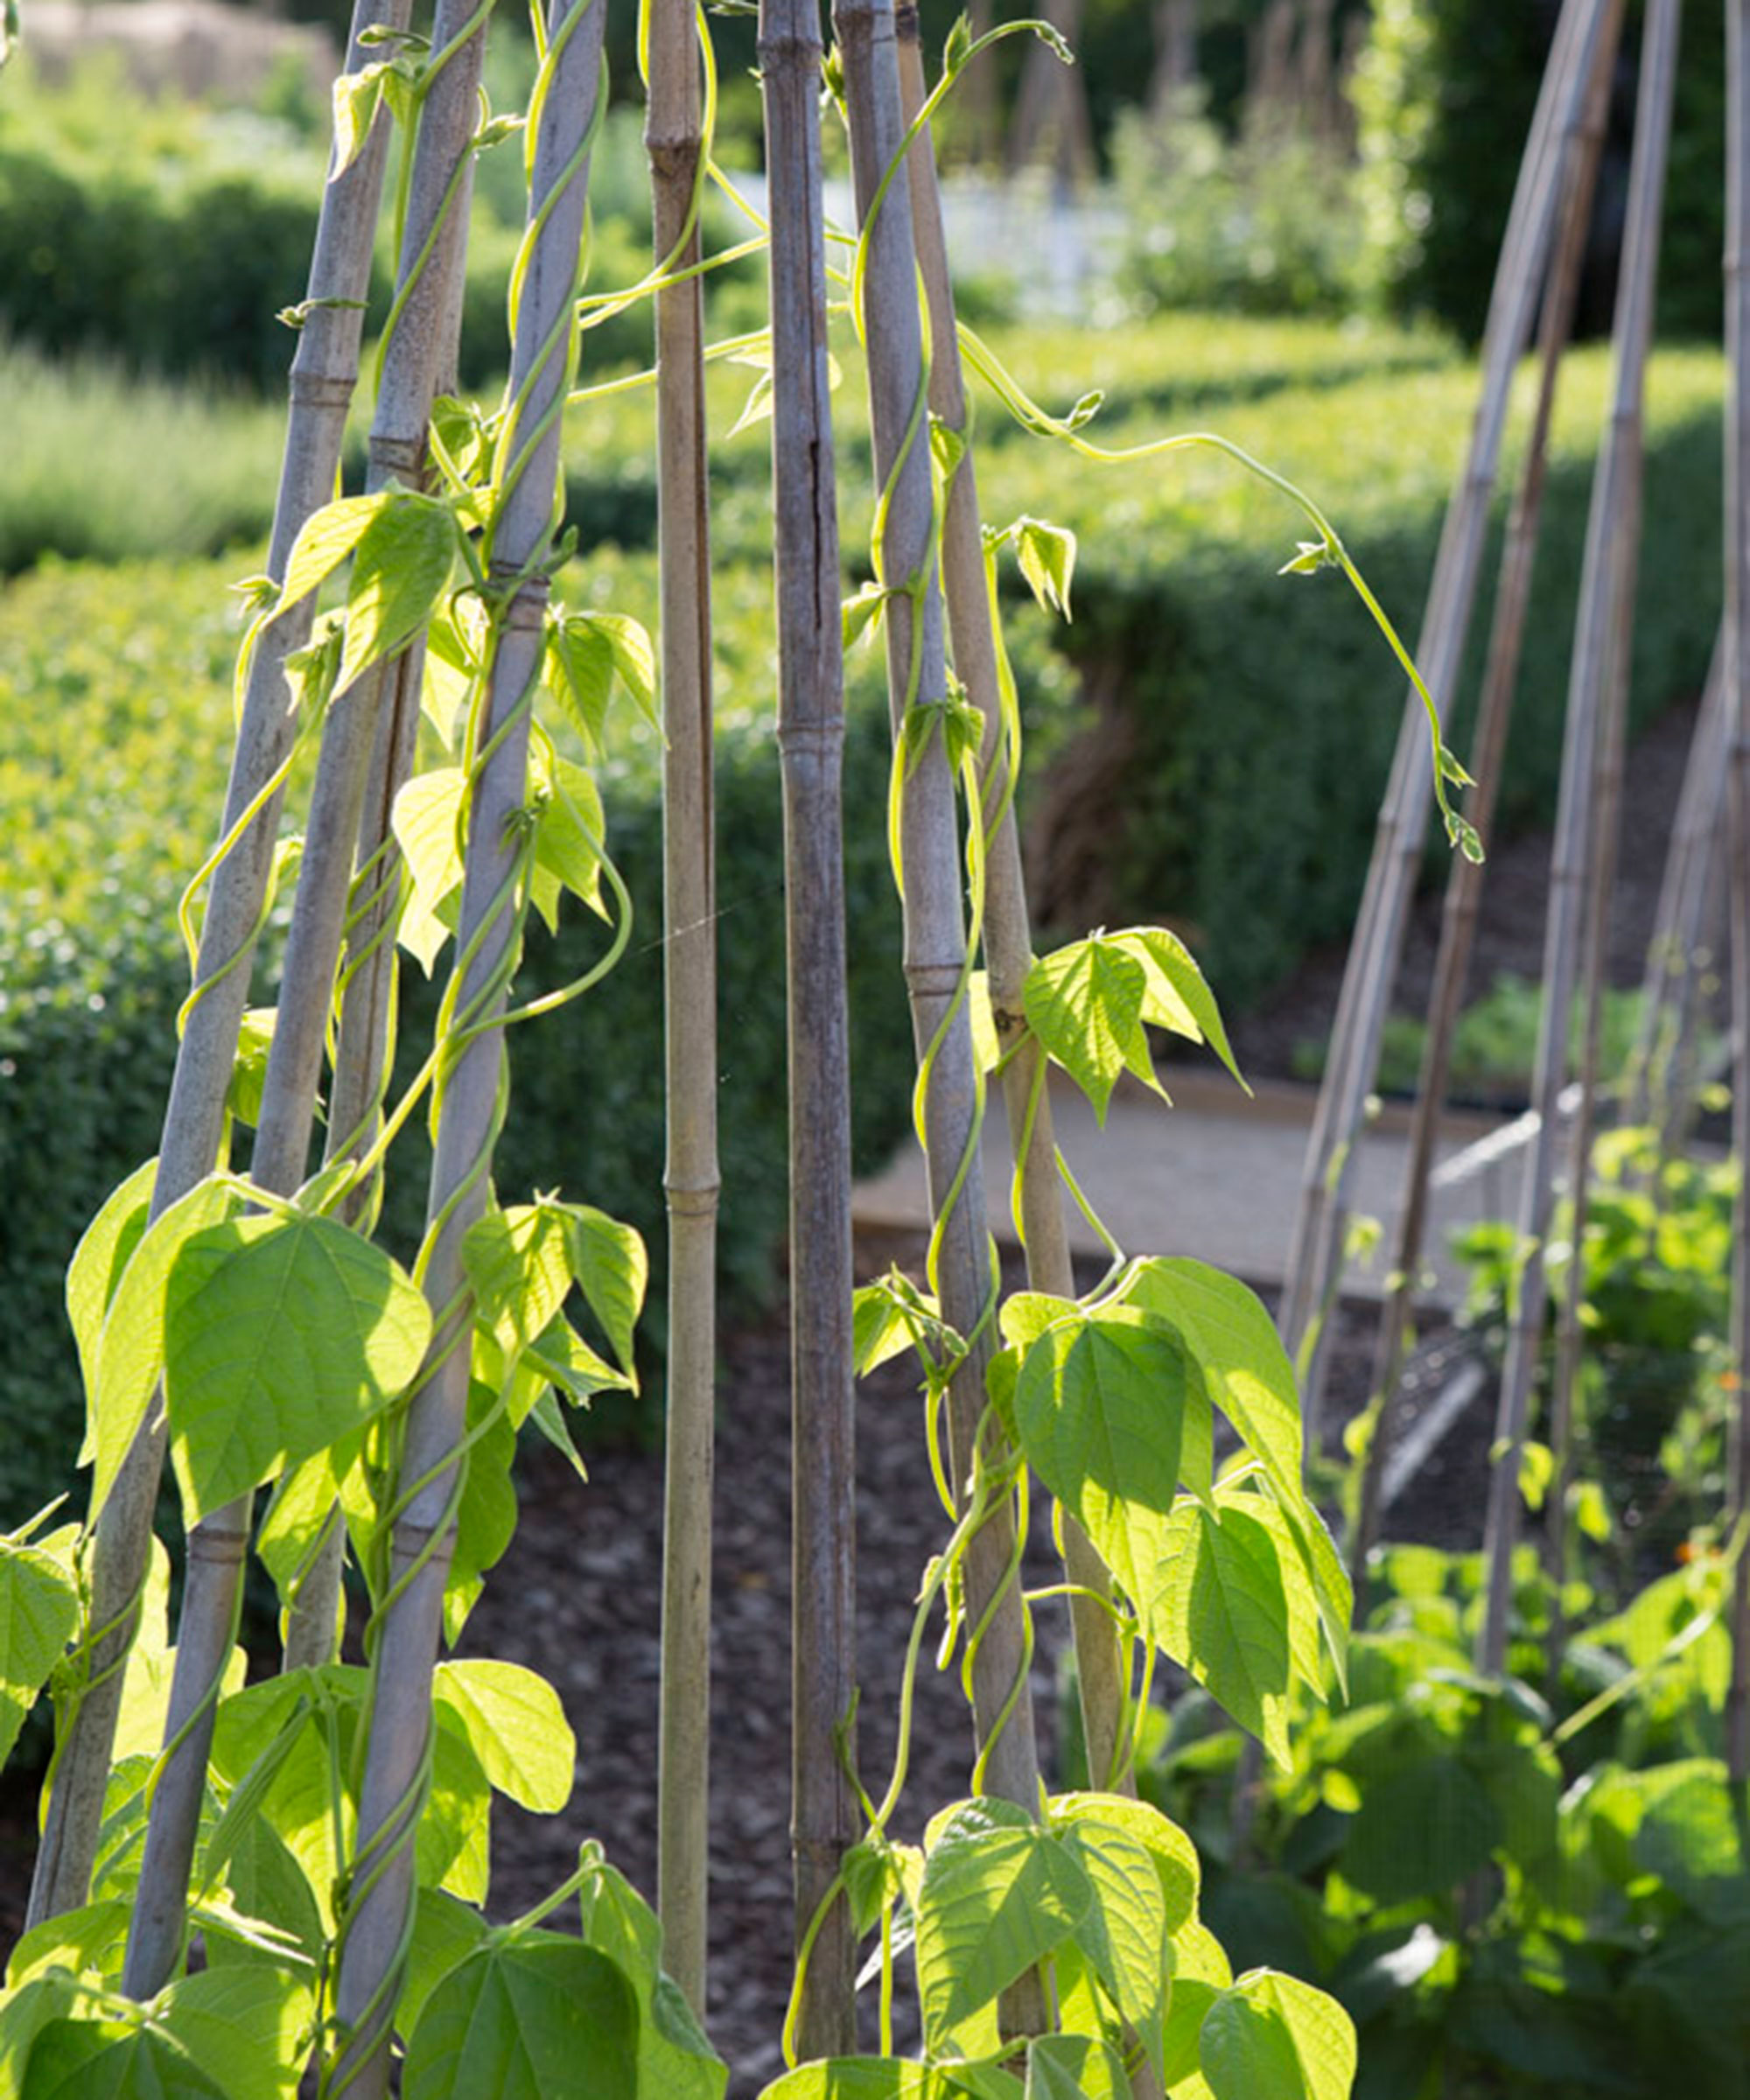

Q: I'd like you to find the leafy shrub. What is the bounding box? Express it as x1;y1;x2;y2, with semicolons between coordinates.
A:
1121;1541;1750;2100
0;551;912;1525
1354;0;1729;341
1113;99;1366;319
1293;970;1648;1102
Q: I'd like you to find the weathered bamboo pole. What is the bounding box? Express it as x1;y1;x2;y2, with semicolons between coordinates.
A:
1723;0;1750;1788
647;0;720;2020
760;0;860;2052
328;4;608;2085
1625;628;1727;1140
1278;0;1614;1441
836;0;1047;1945
282;194;481;1678
24;0;412;1932
1347;0;1622;1589
1479;0;1680;1680
122;7;487;1999
892;23;1134;1806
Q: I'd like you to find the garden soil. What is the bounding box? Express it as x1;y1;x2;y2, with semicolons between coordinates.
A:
0;691;1704;2094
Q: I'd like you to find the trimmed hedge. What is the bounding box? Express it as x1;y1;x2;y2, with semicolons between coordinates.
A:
967;341;1723;1009
0;551;911;1526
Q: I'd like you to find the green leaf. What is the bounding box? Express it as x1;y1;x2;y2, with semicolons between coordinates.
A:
88;1175;237;1524
1117;1260;1303;1500
1572;1478;1613;1544
1012;516;1077;621
444;1381;519;1643
422;1713;492;1902
334;492;458;697
0;1540;80;1766
277;491;393;618
759;2068;1017;2100
578;1855;727;2100
1343;1754;1500;1905
841;581;892;652
914;1799;1092;2050
582;611;657;728
4;1901;130;1991
942;12;973;79
225;1008;278;1131
1200;1970;1356;2100
66;1157;157;1420
163;1213;430;1526
23;2016;229;2098
1014;1306;1191;1621
331;60;390;177
398;1890;491;2044
852;1273;943;1376
433;1659;575;1815
402;1936;638;2100
560;1206;647;1382
391;766;467;975
1153;1502;1294;1767
529;753;605;925
1050;1789;1200;1936
158;1965;314;2100
1026;2034;1131;2100
1053;1811;1169;2077
465;1204;575;1363
1106;928;1246;1092
1023;939;1148;1124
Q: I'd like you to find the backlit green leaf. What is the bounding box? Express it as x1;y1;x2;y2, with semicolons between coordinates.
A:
1023;939;1148;1124
1153;1502;1293;1766
434;1659;575;1815
1050;1790;1200;1936
1012;515;1076;621
1026;2034;1130;2100
1106;928;1246;1091
277;491;393;617
159;1964;314;2100
560;1206;647;1382
331;61;390;178
914;1799;1092;2048
465;1204;574;1362
66;1157;157;1424
88;1175;236;1524
1200;1970;1355;2100
392;766;467;974
398;1891;490;2044
1014;1306;1190;1621
334;492;458;696
402;1936;638;2100
1117;1259;1303;1499
578;1854;727;2100
164;1213;430;1526
0;1539;80;1767
1053;1810;1169;2076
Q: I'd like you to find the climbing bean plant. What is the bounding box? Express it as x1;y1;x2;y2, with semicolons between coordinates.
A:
0;4;1477;2096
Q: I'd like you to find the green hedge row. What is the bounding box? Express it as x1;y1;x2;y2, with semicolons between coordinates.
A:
966;341;1723;1009
0;552;912;1527
1354;0;1728;342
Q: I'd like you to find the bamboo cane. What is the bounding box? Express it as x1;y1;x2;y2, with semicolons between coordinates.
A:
1278;0;1614;1442
760;0;861;2051
835;0;1044;1825
328;4;608;2085
24;0;413;1932
1723;0;1750;1788
1479;0;1680;1680
122;6;487;1998
647;0;721;2021
1347;0;1622;1591
1624;627;1728;1139
282;187;482;1677
892;23;1135;1807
